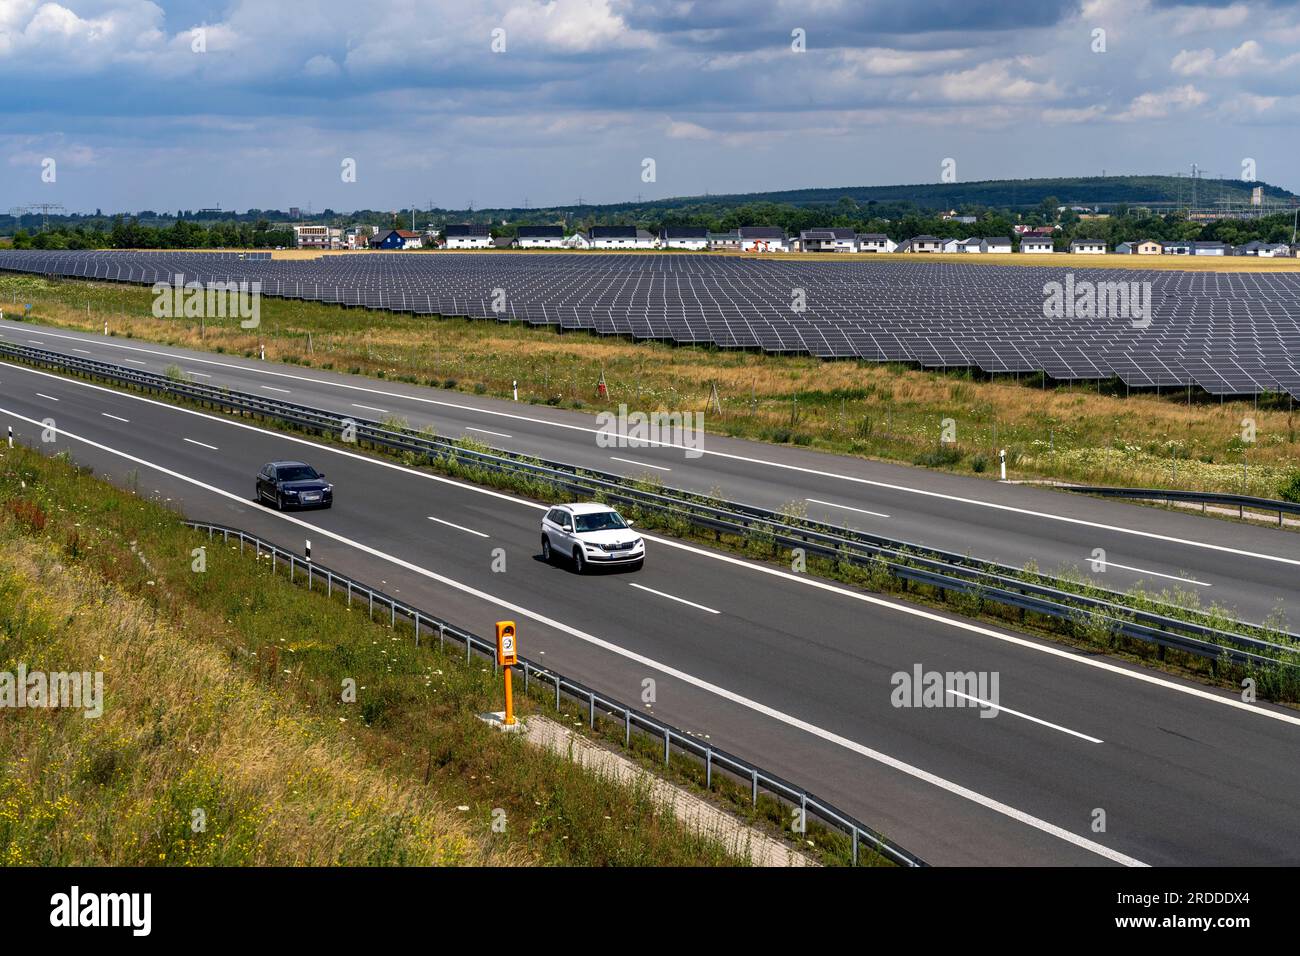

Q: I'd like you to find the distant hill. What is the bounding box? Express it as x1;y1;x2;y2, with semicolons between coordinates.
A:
539;175;1298;216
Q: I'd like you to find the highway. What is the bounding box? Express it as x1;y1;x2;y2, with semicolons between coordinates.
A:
3;350;1300;866
1;318;1295;630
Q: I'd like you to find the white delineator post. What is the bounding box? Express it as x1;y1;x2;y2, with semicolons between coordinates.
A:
1000;448;1007;481
305;539;311;562
512;379;518;401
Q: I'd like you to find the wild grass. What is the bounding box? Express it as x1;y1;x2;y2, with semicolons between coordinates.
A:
3;272;1297;498
0;444;744;866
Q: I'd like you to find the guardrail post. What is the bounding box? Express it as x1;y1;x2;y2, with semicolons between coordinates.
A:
414;613;420;647
852;829;859;866
589;691;595;728
706;748;712;789
438;623;444;650
289;555;294;582
327;572;332;598
752;770;759;807
368;589;373;620
663;728;670;766
346;581;352;607
466;639;471;664
555;678;561;711
523;663;529;693
390;602;395;628
625;710;630;747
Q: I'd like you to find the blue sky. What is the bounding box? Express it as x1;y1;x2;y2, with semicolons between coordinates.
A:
3;0;1299;213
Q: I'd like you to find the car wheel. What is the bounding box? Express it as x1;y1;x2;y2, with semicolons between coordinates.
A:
276;493;285;511
541;535;553;563
572;548;585;574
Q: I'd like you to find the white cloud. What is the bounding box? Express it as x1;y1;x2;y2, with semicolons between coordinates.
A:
1115;84;1208;121
1171;40;1267;77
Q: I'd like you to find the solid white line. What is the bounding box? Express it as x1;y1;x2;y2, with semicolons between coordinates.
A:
1097;560;1211;587
101;413;130;423
351;403;389;413
261;385;291;394
71;348;92;354
14;326;1292;569
611;456;672;472
945;691;1104;743
12;325;1279;572
35;393;59;401
27;339;43;344
188;372;210;378
182;438;219;451
466;426;513;439
628;582;719;614
807;497;890;519
427;515;489;538
122;359;147;366
3;360;1295;734
0;401;1149;866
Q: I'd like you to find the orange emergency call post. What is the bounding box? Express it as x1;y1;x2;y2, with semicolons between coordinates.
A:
496;621;518;725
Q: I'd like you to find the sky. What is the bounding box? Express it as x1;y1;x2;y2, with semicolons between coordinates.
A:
3;0;1299;214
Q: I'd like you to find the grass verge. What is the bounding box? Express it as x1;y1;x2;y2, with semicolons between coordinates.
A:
0;444;755;866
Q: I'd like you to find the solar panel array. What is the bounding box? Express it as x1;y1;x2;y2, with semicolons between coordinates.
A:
3;249;1299;398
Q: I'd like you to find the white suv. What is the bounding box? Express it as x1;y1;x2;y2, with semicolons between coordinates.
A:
541;503;644;573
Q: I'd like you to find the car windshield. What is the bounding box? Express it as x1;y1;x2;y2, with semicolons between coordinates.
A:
573;511;627;533
277;465;319;481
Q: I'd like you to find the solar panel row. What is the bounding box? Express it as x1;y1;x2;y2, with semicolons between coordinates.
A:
2;249;1298;399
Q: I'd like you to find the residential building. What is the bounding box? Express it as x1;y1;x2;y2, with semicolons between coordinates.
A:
737;225;788;252
515;225;566;249
799;227;859;253
659;226;710;250
979;236;1012;254
371;229;423;250
898;235;944;253
1192;241;1229;256
1019;236;1054;253
292;224;342;250
443;224;492;249
1162;241;1192;255
707;231;741;251
586;225;641;249
1068;239;1107;254
855;233;896;253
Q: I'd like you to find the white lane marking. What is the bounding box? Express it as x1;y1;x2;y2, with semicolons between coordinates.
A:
427;515;489;538
27;339;44;344
101;413;130;423
1096;560;1211;587
628;582;719;614
807;497;890;519
13;323;1289;569
183;438;219;451
466;426;512;439
6;362;1298;732
0;404;1146;866
188;372;210;378
261;385;291;394
71;348;92;355
35;392;59;401
122;359;147;366
611;456;671;472
351;403;389;414
945;691;1104;744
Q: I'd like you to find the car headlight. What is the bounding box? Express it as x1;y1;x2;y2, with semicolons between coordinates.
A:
284;489;298;496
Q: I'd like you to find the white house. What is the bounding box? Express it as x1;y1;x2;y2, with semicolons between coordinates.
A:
979;236;1012;254
564;232;593;250
1235;240;1290;257
800;227;859;253
635;228;657;249
943;237;969;253
1162;241;1192;255
1069;239;1107;254
708;231;741;250
855;233;895;253
586;226;640;249
1192;241;1228;256
898;235;944;253
737;226;789;252
443;224;492;249
515;225;566;249
293;225;342;250
660;227;710;250
1020;236;1054;253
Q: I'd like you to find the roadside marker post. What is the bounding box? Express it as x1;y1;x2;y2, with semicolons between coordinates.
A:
1000;448;1007;481
512;380;518;401
496;620;518;725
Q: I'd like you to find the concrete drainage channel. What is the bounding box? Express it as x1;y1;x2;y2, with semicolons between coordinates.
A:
3;340;1297;679
186;521;908;867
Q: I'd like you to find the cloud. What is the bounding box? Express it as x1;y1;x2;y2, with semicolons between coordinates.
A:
1115;84;1208;121
1171;39;1267;76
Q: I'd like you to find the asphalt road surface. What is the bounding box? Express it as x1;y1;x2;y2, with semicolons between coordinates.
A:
1;318;1294;630
3;352;1299;866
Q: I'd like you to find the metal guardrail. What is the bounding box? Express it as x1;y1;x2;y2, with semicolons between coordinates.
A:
1063;484;1300;524
3;340;1297;672
184;519;924;868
